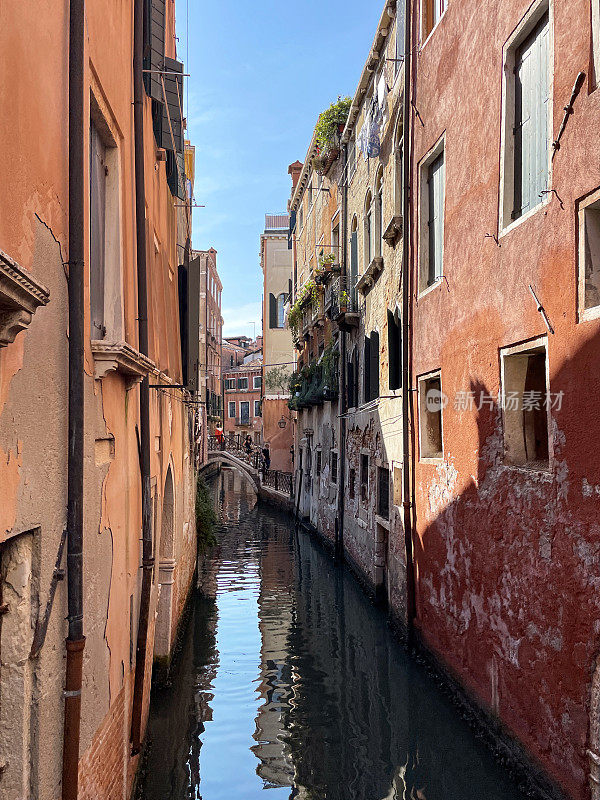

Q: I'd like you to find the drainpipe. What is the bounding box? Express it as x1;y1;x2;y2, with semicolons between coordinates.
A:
336;143;349;560
131;0;154;753
62;0;86;797
401;0;417;636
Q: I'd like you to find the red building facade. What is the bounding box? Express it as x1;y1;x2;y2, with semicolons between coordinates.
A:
408;1;600;798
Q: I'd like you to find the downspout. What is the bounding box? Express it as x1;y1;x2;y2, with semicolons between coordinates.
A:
336;143;349;560
401;0;416;637
131;0;154;753
62;0;86;797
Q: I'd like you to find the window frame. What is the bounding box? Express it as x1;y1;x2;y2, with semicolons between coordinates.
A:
499;0;553;237
239;400;250;423
500;336;552;472
422;0;448;45
228;401;235;419
254;400;261;417
417;369;444;463
253;375;262;390
238;377;249;391
418;135;446;296
577;186;600;322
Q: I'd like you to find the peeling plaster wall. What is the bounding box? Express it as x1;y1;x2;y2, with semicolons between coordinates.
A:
0;2;198;799
409;1;600;798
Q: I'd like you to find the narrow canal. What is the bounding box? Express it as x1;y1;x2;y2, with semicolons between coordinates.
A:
139;469;529;800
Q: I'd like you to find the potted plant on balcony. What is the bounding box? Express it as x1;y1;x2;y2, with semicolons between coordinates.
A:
313;96;352;176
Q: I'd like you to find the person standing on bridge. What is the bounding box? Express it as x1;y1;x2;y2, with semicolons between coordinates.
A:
261;443;271;472
244;434;253;456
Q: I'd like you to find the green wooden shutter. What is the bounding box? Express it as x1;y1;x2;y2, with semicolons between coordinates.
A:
513;13;549;219
186;255;201;392
147;0;166;101
388;311;401;390
370;330;380;400
363;335;371;403
269;293;277;328
161;57;184;153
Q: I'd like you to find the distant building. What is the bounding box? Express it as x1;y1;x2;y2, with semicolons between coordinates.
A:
261;188;298;471
222;337;263;444
194;248;223;432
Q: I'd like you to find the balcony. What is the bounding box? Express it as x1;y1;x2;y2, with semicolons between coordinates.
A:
235;416;251;427
287;347;339;412
328;276;359;330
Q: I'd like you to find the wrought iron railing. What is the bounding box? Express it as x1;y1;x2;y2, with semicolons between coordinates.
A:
262;469;294;497
329;275;357;320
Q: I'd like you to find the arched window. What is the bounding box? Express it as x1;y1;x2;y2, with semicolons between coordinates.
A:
375;167;384;260
364;190;373;267
277;293;286;328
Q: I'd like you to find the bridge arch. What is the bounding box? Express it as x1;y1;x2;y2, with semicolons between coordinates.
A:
200;451;260;493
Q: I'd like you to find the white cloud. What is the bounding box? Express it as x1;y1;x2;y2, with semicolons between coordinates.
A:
222;300;262;339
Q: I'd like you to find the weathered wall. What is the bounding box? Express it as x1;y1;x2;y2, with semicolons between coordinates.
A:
408;1;600;798
0;1;198;799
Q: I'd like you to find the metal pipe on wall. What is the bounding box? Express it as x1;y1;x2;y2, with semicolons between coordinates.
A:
131;0;154;753
62;0;86;796
401;0;416;636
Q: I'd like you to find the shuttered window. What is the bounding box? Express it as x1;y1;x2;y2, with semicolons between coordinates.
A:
513;13;550;220
90;123;106;339
269;293;277;328
370;330;380;401
427;151;444;286
388;310;402;391
144;0;166;101
363;335;371;404
277;294;286;328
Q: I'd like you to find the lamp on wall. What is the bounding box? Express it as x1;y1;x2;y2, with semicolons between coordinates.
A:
278;415;291;429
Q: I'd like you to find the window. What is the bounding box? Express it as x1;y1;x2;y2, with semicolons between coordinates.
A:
501;7;550;229
501;339;549;469
388;310;402;391
375;168;384;260
423;0;447;40
396;3;405;76
90;121;107;339
364;191;374;267
299;206;304;230
349;468;356;499
350;217;359;304
277;293;286;328
418;372;444;460
228;401;235;418
330;452;338;484
363;331;380;403
238;377;248;390
578;189;600;317
360;454;369;503
225;378;236;390
331;221;340;263
316;450;322;476
378;467;390;520
240;401;250;424
348;137;357;182
254;400;261;417
419;142;445;292
253;375;262;390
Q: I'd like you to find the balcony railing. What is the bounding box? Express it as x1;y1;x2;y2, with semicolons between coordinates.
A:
288;350;339;412
235;416;251;427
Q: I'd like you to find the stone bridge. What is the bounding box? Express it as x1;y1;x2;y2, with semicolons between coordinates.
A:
200;448;261;493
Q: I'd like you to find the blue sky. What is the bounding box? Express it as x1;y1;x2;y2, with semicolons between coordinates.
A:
176;0;382;339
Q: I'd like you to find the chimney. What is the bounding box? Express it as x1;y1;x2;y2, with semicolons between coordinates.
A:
288;161;303;193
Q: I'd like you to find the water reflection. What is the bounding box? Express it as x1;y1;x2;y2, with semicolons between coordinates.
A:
140;469;527;800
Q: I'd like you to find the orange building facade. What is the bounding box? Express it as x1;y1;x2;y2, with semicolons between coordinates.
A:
0;1;200;799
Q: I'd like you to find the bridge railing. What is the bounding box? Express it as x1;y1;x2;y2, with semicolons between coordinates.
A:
262;469;294;498
207;437;294;497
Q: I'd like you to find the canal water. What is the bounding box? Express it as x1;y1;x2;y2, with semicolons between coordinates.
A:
139;469;528;800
